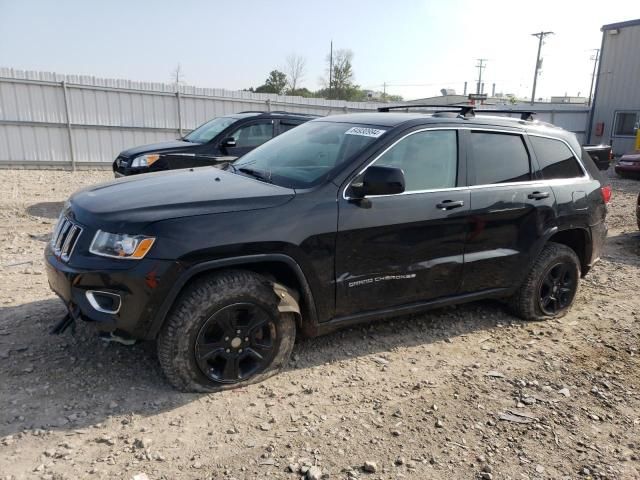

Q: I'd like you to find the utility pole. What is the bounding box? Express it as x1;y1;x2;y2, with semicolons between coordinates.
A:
328;40;333;99
383;82;387;100
530;31;554;105
588;48;600;106
475;59;487;94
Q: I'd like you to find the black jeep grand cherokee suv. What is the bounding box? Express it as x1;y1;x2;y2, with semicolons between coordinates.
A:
113;111;317;177
46;106;609;392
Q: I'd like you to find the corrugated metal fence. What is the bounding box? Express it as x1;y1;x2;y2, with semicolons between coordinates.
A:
0;68;590;168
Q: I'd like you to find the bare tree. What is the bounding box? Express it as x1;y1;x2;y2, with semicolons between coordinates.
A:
285;54;306;93
170;63;185;90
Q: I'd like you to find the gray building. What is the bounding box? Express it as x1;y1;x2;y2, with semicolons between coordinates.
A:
588;18;640;154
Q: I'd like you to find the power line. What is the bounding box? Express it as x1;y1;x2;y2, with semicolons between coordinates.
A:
530;31;554;105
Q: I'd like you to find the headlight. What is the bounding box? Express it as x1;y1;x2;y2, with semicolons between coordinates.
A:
131;154;160;168
89;230;155;260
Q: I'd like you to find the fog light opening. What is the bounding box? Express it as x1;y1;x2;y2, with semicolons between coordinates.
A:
86;290;121;314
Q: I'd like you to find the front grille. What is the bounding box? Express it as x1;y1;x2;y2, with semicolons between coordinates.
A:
114;156;129;172
51;215;83;262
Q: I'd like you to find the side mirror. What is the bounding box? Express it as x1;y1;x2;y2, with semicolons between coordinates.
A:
350;165;405;198
220;137;237;149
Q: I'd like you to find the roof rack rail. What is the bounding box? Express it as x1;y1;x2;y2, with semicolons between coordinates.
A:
269;111;320;117
377;104;475;118
475;109;536;121
238;110;266;114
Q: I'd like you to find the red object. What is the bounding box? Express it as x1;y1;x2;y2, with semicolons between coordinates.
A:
595;122;604;136
600;185;612;204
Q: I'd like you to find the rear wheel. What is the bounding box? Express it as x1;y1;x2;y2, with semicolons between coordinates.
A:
157;270;296;392
509;242;580;321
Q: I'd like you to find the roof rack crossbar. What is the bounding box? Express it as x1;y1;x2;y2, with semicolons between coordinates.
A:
377;105;537;121
238;110;320;117
377;104;475;118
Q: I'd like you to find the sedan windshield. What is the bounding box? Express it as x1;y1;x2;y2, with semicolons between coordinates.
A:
183;117;237;143
233;121;386;188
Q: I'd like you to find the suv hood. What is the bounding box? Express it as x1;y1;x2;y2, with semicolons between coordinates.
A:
120;140;196;158
68;168;295;230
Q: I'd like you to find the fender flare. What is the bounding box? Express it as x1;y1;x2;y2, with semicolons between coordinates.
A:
518;224;592;289
146;253;319;339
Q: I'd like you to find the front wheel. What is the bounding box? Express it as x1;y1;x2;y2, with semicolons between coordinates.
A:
509;243;580;321
157;270;296;392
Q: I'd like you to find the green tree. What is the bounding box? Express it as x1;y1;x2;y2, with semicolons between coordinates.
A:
325;49;356;100
384;93;404;102
288;87;315;97
255;70;288;94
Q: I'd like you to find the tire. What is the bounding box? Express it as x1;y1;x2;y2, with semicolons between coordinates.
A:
509;242;581;321
157;270;296;392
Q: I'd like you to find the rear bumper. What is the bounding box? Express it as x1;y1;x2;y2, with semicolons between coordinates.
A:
45;245;182;339
614;163;640;174
585;220;608;276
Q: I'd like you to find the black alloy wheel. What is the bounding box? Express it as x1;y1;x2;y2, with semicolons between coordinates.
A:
537;261;578;316
194;302;277;384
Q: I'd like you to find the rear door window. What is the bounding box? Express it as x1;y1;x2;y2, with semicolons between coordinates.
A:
469;132;531;185
529;136;584;179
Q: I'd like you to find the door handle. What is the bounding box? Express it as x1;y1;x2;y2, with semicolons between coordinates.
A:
436;199;465;210
528;191;550;200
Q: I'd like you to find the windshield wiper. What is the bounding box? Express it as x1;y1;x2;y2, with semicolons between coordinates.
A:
238;167;273;183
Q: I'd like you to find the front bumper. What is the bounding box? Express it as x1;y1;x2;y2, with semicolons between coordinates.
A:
45;245;181;339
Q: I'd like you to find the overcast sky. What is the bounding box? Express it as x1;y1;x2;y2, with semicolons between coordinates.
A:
0;0;637;100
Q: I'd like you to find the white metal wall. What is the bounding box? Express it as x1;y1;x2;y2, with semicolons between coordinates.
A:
0;68;591;168
589;21;640;155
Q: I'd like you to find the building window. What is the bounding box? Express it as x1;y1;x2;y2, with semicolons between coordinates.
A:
614;112;640;137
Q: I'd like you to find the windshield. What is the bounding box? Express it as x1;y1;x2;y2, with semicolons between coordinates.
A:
183;116;237;143
233;121;386;188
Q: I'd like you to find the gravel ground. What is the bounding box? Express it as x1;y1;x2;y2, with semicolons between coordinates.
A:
1;168;639;480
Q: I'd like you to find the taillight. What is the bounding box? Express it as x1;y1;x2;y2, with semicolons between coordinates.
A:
601;185;612;204
608;150;613;161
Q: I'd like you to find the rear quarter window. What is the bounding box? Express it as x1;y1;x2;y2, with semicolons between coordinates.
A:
529;136;584;180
